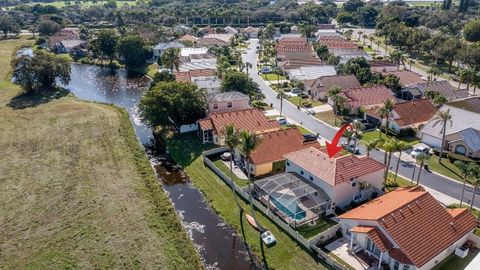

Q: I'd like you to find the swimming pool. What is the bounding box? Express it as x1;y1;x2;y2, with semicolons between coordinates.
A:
270;196;306;221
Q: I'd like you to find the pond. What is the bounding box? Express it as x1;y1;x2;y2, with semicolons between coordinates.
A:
62;63;257;270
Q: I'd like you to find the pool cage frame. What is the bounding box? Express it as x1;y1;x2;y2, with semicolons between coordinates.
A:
253;173;332;228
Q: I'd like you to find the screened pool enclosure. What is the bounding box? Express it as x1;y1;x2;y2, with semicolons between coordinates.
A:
254;173;331;227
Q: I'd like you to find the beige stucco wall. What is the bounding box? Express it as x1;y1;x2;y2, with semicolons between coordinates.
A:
252;162;273;177
208;99;250;113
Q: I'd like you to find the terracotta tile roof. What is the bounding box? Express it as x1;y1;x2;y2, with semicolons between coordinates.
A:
249;128;320;165
367;227;394;252
197;108;280;135
318;37;357;49
389;248;414;265
174;69;215;82
406;81;468;101
341;85;394;109
284;147;386;186
382;70;425;86
308;75;361;96
48;29;80;48
340;186;477;267
196;37;229;47
350;225;374;233
370;61;399;68
276;38;315;58
177;34;198;42
366;99;437;128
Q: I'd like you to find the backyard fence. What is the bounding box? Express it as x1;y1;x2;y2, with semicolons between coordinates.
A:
202;148;349;270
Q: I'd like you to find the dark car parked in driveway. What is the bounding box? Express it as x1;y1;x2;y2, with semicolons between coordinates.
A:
303;133;318;142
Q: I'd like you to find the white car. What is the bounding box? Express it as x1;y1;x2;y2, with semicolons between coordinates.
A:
276;117;288;125
261;230;276;246
411;146;430;158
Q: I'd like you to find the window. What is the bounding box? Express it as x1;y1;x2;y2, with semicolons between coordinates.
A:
393;261;400;270
455;145;466;155
309;176;313;181
300;170;304;175
286;161;290;166
227;101;233;108
213;103;218;110
402;265;410;270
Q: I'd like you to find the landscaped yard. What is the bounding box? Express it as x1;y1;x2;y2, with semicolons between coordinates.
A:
261;73;286;81
212;157;250;187
0;38;200;269
315;110;341;127
426;154;464;182
296;217;337;239
360;129;420;148
287;96;324;108
385;172;415;191
166;133;329;270
431;249;478;270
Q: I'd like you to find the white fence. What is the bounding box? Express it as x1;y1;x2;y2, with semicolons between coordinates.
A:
202;148;349;270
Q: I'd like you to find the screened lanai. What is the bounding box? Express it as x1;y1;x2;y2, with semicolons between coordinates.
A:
254;173;332;227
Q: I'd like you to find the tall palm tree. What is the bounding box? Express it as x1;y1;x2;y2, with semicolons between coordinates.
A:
415;152;429;186
393;141;406;183
343;128;354;147
468;164;480;211
358;181;371;200
361;139;379;157
277;90;287;117
357;31;363;41
432;109;453;163
382;99;395;136
351;120;364;152
362;34;368;45
327;86;345;126
161;47;181;72
454;160;471;208
221;125;255;263
382;139;396;183
407;59;415;70
239;130;268;269
376;107;389;139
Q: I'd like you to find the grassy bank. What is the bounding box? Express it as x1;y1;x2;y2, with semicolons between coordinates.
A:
166;133;328;270
0;38;201;269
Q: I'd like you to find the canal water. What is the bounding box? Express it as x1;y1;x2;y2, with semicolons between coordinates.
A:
63;63;257;270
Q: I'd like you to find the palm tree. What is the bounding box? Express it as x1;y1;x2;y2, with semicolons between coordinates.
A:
393;141;407;183
239;130;268;269
427;67;441;82
357;31;363;41
415;152;429;186
377;99;395;137
382;139;396;183
368;36;374;48
277;90;287;117
468;164;480;211
327;86;345;126
351;120;364;152
376;107;389;139
362;34;368;45
161;47;181;72
432;109;453;163
407;59;415;70
343;128;354;147
454;160;471;208
221;125;255;263
361;139;379;157
344;29;353;40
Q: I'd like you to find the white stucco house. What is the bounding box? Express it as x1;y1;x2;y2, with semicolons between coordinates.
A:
152;41;185;60
207;91;250;114
338;186;477;270
284;147;386;210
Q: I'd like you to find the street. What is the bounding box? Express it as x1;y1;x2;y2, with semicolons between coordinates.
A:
243;38;480;209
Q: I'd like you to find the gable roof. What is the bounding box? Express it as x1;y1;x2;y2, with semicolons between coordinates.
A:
48;29;80;48
420;105;480;139
405;81;468;101
208;91;249;103
341;85;394;109
306;75;361;95
340;186;477;267
249;128;320;165
458;128;480;152
177;34;198;42
318;36;358;49
288;65;337;81
349;226;393;253
367;99;437;127
447;96;480;113
284;147;385;186
174;69;216;82
197;108;280;134
196;37;229;47
382;70;425;86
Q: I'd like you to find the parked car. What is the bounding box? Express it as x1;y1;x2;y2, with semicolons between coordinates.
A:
357;119;375;130
276;117;287;125
259;66;272;74
291;87;302;94
221;152;232;161
303;133;318;142
411;146;430;158
342;142;360;155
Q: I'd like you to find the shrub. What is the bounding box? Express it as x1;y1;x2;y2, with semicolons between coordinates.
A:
448;152;473;163
303;102;312;108
252;100;268;109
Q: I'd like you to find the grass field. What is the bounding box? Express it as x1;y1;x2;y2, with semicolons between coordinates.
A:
0;38;201;269
431;249;478;270
166;133;328;270
315;110;340;127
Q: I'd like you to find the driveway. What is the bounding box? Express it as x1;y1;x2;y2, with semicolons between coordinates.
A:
243;38;480;209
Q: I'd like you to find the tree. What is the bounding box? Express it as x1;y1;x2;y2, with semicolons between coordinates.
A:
351;120;364;152
362;34;367;45
221;70;260;97
442;0;452;10
454;161;471;207
343;0;364;13
12;51;71;93
436;38;462;73
152;71;175;87
393;141;407;183
415;152;428;186
315;44;329;60
117;35;148;71
376;107;389;139
327;86;345;126
0;15;20;39
277;90;287;117
381;99;395;136
382;139;396;183
37;19;61;37
427;67;442;82
239;130;268;269
361;139;379;157
91;29;118;64
382;74;401;96
263;23;275;39
432;109;453;163
463;20;480;42
358;181;371;200
407;59;415;70
468;164;480;211
161;47;181;72
139;82;206;130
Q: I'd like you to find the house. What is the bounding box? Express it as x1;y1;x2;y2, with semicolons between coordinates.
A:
152;41;185;59
174;69;216;82
284;147;386;210
365;99;438;132
275;36;323;71
447;96;480;114
338;186;477;270
419;105;480;158
304;75;361;100
173;25;191;35
243;26;260;38
197;108;280;144
339;85;394;114
317;36;358;49
329;48;373;63
196;37;229;47
277;55;323;71
241;128;320;177
382;70;425;87
179;47;217;66
287;65;337;81
177;34;198;43
48;28;81;51
54;39;87;56
401;81;468;101
369;61;399;73
224;26;238;35
207;91;250;113
177;61;217;71
192;76;222;96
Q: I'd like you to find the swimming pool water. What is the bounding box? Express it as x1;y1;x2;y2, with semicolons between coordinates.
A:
270;196;306;221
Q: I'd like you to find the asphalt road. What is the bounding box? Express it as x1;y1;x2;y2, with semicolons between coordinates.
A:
243;38;480;209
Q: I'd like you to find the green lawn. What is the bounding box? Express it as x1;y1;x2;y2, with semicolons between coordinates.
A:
432;249;478;270
287;96;323;108
261;73;286;81
0;38;200;269
426;154;464;182
315;110;341;127
212;157;250;187
296;217;337;239
385;172;415;191
360;130;419;148
147;63;158;78
166;133;329;270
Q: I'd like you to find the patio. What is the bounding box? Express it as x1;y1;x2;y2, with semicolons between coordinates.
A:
325;238;378;270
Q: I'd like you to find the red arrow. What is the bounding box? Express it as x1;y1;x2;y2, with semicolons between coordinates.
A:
326;123;353;158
